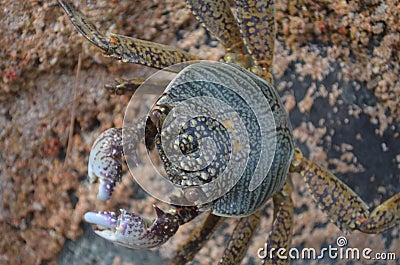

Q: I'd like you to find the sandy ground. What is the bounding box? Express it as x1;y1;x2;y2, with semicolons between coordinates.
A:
1;0;399;265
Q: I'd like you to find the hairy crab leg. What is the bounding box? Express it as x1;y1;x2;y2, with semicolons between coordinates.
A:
263;178;294;265
171;213;226;265
58;0;198;69
291;148;400;234
84;206;200;249
236;0;275;82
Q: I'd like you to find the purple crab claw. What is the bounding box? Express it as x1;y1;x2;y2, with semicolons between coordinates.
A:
88;128;123;201
84;206;180;249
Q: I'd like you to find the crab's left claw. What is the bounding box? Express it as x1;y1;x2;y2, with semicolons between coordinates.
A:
84;206;199;249
88;128;124;201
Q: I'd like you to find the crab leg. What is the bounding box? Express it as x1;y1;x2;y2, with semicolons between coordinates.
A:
219;211;262;265
217;179;293;265
171;213;226;265
262;178;294;265
185;0;246;56
358;193;400;233
236;0;275;81
104;77;173;95
104;77;147;95
58;0;197;69
291;147;400;234
84;206;200;249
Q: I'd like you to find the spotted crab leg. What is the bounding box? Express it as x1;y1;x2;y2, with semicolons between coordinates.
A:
216;179;293;265
58;0;198;69
104;77;147;95
104;77;173;96
185;0;249;67
236;0;276;82
291;147;400;234
186;0;244;53
171;213;226;264
262;178;294;265
219;210;262;265
84;206;200;249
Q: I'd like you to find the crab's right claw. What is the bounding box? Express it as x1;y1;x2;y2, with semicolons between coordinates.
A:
84;206;180;249
88;128;123;201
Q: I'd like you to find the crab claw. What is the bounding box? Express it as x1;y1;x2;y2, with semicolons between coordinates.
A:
84;206;180;249
88;128;123;201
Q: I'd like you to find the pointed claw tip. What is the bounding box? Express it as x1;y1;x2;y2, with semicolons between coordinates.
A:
97;180;116;202
153;205;165;218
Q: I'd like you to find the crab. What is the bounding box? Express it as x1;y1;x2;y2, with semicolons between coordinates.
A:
58;0;400;264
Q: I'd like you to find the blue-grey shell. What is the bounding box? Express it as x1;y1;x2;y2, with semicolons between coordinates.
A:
156;62;294;217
